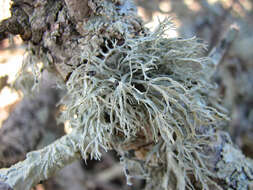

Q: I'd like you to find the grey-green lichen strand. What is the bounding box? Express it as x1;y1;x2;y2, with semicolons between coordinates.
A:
0;129;83;190
61;17;228;189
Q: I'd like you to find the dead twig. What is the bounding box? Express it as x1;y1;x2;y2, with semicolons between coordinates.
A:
209;24;239;66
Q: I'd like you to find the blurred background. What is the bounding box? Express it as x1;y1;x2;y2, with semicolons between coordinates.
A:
0;0;253;189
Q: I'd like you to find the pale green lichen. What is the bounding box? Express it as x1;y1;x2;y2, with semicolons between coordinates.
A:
59;17;227;189
14;48;45;94
1;0;242;189
0;128;83;190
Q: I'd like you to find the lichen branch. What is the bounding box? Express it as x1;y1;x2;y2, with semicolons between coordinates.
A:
0;128;83;190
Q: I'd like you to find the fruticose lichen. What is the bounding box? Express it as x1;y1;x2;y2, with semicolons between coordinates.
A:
1;0;252;190
57;2;226;189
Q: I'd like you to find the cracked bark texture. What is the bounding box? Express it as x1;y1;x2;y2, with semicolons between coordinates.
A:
0;0;253;190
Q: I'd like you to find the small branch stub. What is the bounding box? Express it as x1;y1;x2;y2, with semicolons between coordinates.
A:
64;0;90;22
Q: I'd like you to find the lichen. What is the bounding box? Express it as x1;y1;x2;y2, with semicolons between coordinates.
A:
2;0;248;190
59;15;226;188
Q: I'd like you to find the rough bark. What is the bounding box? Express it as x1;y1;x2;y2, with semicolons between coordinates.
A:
64;0;90;22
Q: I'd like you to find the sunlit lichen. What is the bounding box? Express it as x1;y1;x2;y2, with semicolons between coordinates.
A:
57;13;227;188
2;1;249;190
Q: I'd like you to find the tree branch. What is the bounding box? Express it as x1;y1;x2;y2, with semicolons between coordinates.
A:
0;0;252;190
209;24;239;66
0;4;32;42
0;73;63;168
0;128;83;190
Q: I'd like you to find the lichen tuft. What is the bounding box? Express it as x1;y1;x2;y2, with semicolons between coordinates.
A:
59;18;226;189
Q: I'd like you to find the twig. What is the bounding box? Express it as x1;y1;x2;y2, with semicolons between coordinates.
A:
0;128;83;190
97;164;123;182
0;76;8;93
209;24;239;66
